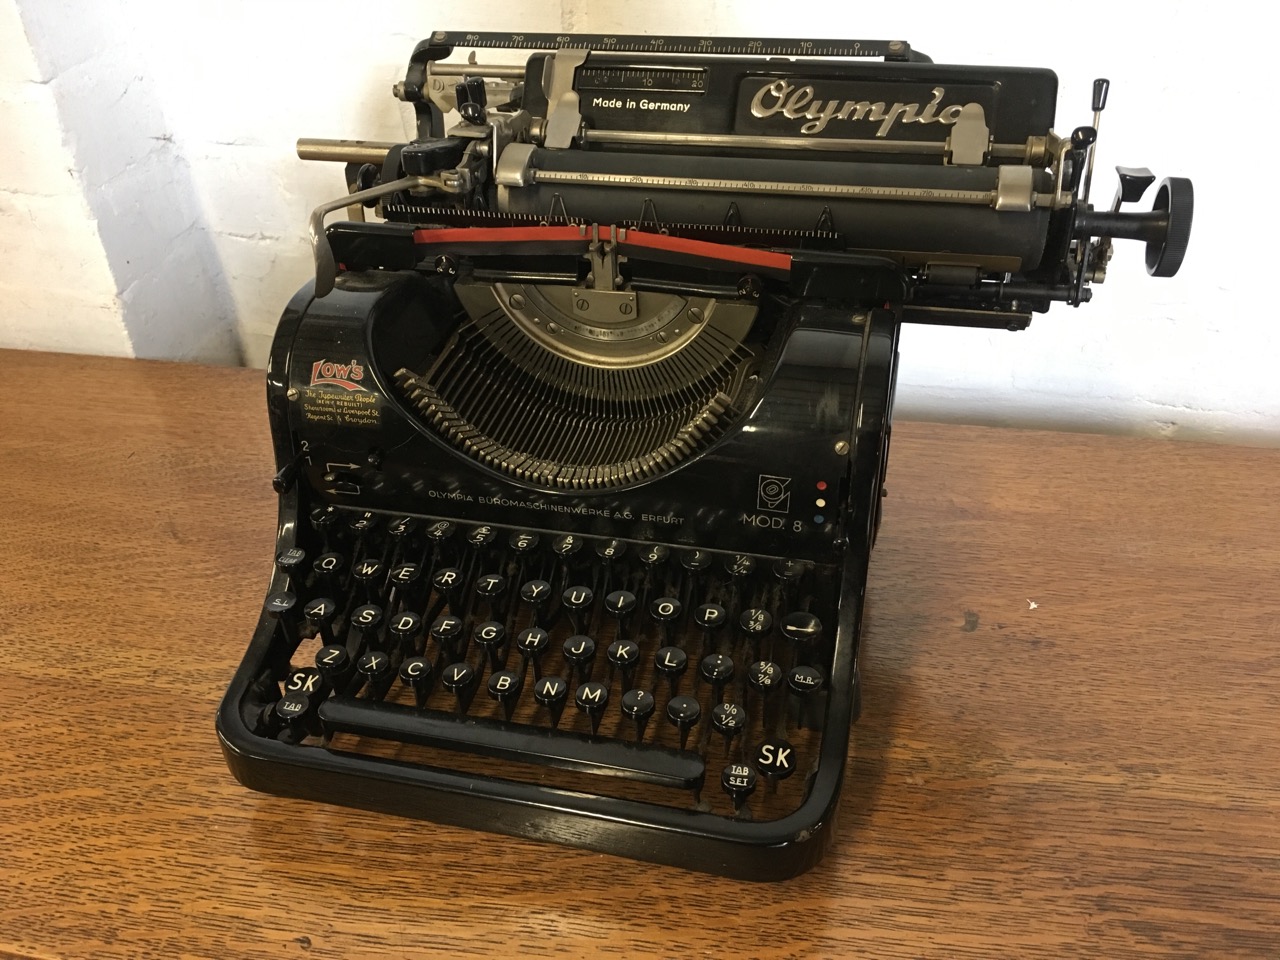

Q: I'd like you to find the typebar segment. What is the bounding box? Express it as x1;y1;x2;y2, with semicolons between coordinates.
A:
319;697;706;789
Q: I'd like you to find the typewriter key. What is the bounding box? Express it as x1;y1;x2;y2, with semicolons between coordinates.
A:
738;608;773;659
264;591;298;639
398;656;435;708
386;516;418;540
679;549;712;574
561;585;594;634
575;681;610;735
487;669;523;721
533;675;569;728
272;692;313;740
621;688;655;741
649;596;682;645
387;610;422;655
721;762;758;813
303;597;338;646
595;538;626;563
519;579;554;627
788;664;826;730
694;603;727;654
466;524;497;549
431;567;464;614
516;626;551;679
441;662;477;714
314;644;353;691
606;639;641;691
355;650;395;700
654;646;688;695
473;620;507;671
604;589;638;640
711;703;748;752
429;614;466;660
474;573;508;621
666;695;701;750
780;611;823;662
699;653;735;704
551;534;583;561
754;739;798;784
312;552;345;592
351;558;385;601
639;544;669;569
386;562;423;612
562;635;596;685
508;530;539;554
275;547;307;582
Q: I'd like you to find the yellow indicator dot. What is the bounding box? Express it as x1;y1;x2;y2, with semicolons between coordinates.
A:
815;498;826;508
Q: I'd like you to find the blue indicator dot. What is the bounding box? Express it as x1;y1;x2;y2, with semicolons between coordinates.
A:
814;514;825;524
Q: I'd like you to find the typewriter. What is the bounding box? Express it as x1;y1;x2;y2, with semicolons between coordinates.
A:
217;32;1192;879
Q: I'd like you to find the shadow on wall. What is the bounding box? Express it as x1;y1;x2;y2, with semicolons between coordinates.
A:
17;0;242;364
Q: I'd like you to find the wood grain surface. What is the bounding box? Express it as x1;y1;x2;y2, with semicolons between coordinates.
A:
0;349;1276;959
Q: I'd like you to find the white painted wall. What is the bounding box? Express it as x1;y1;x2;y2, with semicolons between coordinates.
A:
3;0;1275;443
0;0;130;356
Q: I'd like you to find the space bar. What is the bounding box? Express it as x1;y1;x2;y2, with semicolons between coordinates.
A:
318;698;706;790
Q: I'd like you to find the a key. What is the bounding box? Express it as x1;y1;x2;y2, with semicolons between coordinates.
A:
508;530;540;555
604;589;638;641
780;611;824;664
487;669;523;721
606;639;641;691
441;661;477;714
275;548;307;588
711;702;748;752
649;596;682;645
351;557;385;603
694;603;727;654
561;584;594;635
264;591;299;640
738;608;773;660
354;650;395;700
595;538;626;564
621;688;655;741
575;681;610;735
431;567;465;614
747;659;784;734
271;692;314;740
387;610;422;655
473;620;507;671
721;762;758;813
386;562;423;613
466;524;498;551
562;634;596;685
754;738;798;787
314;643;354;692
653;645;688;695
474;572;508;621
429;614;466;661
398;655;436;707
666;694;701;750
349;603;383;653
312;552;345;594
551;533;584;566
533;675;569;728
699;653;735;703
310;505;340;547
516;626;551;680
787;664;826;730
519;579;554;627
303;597;339;645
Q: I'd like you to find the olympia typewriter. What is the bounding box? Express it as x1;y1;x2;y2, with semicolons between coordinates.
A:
217;32;1193;878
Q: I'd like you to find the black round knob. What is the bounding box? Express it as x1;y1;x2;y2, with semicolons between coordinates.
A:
1146;177;1193;278
575;681;610;735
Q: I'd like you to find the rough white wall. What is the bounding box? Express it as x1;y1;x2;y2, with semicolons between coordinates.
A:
0;0;130;356
3;0;1276;442
5;0;241;363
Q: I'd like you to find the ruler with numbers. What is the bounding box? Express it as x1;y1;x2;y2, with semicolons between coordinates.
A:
426;31;915;60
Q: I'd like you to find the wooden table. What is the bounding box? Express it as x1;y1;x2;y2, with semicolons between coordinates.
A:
1;349;1276;959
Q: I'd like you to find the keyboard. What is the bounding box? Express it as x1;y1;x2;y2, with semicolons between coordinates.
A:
260;503;848;836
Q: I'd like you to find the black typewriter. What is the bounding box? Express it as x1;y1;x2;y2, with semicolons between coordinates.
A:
217;32;1192;879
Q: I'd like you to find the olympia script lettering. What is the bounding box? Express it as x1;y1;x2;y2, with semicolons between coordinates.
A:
749;80;969;137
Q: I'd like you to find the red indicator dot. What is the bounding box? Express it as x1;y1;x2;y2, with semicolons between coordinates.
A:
816;481;827;491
